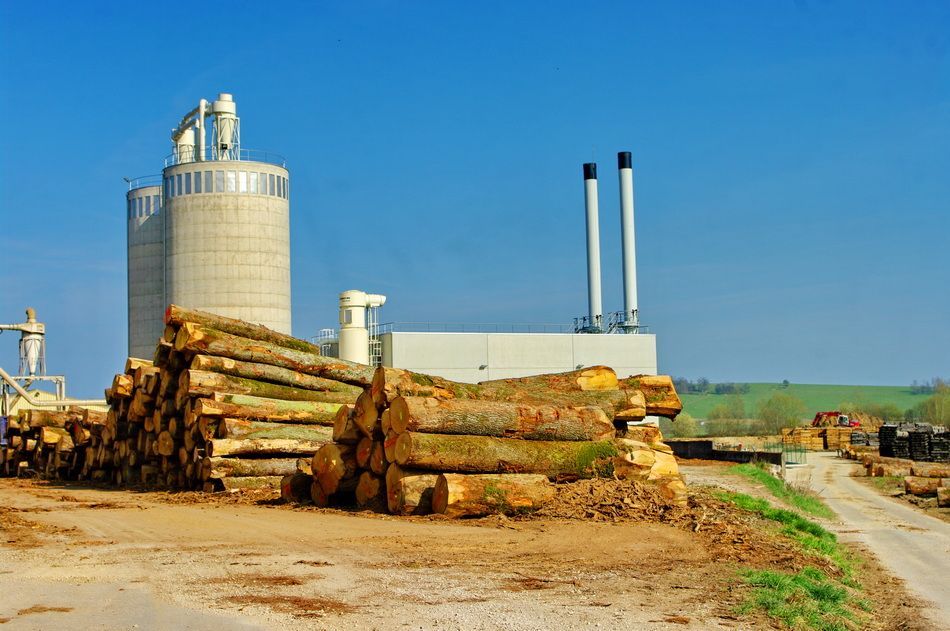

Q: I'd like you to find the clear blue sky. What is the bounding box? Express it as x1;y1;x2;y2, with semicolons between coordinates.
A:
1;1;948;397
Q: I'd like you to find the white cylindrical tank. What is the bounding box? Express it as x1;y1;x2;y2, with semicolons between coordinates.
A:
127;184;165;359
617;151;638;327
338;290;386;365
212;93;239;160
162;160;291;334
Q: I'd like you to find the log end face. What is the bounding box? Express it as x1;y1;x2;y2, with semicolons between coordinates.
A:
389;396;409;435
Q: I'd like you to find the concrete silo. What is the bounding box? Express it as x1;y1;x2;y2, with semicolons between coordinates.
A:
125;92;292;357
126;180;165;358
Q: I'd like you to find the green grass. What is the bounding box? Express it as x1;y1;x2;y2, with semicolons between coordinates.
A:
732;462;835;519
717;490;867;629
681;382;927;420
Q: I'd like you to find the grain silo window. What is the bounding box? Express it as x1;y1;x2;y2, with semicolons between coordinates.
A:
239;171;247;193
184;173;192;194
205;171;213;193
145;196;151;214
215;171;224;192
276;176;282;198
153;195;160;213
269;174;276;195
137;197;143;217
127;199;132;219
194;172;202;193
176;174;182;196
283;177;288;199
227;171;237;192
250;172;258;194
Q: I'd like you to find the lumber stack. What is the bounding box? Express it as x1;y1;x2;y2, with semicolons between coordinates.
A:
782;427;826;451
83;305;371;491
308;364;688;517
1;407;106;479
824;427;853;450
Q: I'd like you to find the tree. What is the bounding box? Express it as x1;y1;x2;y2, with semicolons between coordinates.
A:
708;394;745;420
670;412;700;438
915;390;950;425
757;392;806;433
781;379;790;389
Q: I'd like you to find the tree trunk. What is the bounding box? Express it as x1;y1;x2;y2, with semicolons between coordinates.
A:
332;407;361;444
388;396;614;441
206;437;329;457
204;394;345;424
938;487;950;508
24;410;69;429
201;456;311;481
432;473;555;518
190;354;362;396
910;464;950;479
385;465;438;515
311;443;358;495
212;418;333;442
369;366;479;408
181;369;355;403
903;476;950;495
165;304;324;355
355;471;387;512
210;475;282;491
369;441;388;476
175;323;376;387
355;437;374;469
281;472;314;503
617;375;682;418
157;430;176;457
393;432;618;477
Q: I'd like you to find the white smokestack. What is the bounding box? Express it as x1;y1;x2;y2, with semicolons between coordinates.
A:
583;163;603;330
618;152;638;329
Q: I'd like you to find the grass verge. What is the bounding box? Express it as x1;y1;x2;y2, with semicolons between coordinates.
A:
717;490;867;629
733;462;835;519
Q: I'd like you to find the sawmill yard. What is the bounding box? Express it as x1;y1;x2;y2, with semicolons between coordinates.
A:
0;470;932;631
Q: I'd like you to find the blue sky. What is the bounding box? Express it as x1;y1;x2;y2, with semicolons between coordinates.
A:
1;1;948;396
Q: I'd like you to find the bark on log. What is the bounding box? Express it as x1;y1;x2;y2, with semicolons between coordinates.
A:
206;437;330;457
938;487;950;508
355;471;387;512
618;375;683;418
190;354;362;396
281;472;314;503
211;418;333;442
432;473;554;518
388;396;614;441
903;476;950;495
393;432;618;477
165;304;322;354
311;443;358;495
201;456;303;481
206;394;344;424
175;323;376;387
386;465;439;515
370;365;472;407
210;475;282;492
181;369;355;403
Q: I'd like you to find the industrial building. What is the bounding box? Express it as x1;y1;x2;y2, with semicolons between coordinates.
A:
324;153;658;383
126;93;291;359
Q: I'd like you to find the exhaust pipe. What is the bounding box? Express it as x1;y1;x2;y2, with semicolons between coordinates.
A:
583;163;603;331
618;152;638;330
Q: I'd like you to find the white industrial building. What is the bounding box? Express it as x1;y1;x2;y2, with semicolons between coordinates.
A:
126;93;291;359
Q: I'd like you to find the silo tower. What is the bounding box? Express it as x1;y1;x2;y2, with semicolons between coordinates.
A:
125;92;292;358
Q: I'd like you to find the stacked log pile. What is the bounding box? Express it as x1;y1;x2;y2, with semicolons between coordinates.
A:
1;407;106;478
308;364;688;517
781;427;827;451
83;305;374;490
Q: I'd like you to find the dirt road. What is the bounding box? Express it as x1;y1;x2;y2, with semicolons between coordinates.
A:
807;453;950;630
0;479;755;631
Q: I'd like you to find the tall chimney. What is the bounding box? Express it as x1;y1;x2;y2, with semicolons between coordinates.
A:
617;152;638;329
583;163;603;330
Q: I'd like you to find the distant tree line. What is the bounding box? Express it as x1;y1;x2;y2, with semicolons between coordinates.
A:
910;378;948;395
672;377;750;395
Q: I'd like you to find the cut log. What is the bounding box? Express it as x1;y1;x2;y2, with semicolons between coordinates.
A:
432;473;555;518
393;432;618;477
23;410;68;429
165;304;324;355
212;418;333;442
157;431;176;457
332;407;361;444
199;395;344;425
181;369;355;403
38;426;68;446
388;396;614;441
200;456;301;481
206;437;330;457
353;390;379;438
190;354;362;396
386;464;439;515
653;475;688;507
479;366;619;392
910;464;950;479
175;323;376;386
355;471;387;512
281;472;314;503
355;436;374;469
311;443;358;495
125;357;153;374
383;430;400;462
618;375;683;418
111;374;134;398
210;475;282;492
903;476;950;496
938;487;950;508
369;441;388;476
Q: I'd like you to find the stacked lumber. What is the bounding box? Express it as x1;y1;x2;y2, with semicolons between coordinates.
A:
1;407;105;479
781;427;826;451
308;364;687;517
824;427;853;450
89;305;368;491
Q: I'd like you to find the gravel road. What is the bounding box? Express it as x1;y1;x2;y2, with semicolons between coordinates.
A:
807;453;950;630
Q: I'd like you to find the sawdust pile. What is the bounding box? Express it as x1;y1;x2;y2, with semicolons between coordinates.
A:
535;478;684;522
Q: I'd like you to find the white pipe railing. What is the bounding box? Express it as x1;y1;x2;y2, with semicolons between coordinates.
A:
0;365;105;407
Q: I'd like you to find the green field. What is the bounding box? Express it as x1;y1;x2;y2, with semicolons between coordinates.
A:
680;383;928;419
